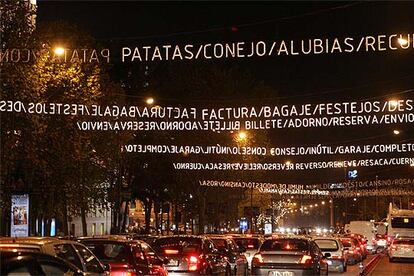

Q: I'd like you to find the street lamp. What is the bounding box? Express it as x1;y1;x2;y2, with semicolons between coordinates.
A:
145;97;155;105
398;37;409;46
393;129;400;135
235;130;248;143
54;47;65;56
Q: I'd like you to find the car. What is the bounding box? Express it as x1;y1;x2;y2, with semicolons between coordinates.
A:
152;235;228;275
208;235;248;275
388;237;414;262
0;249;84;275
232;235;262;270
251;236;329;276
314;237;347;272
0;237;107;275
79;236;168;275
339;238;362;265
374;234;388;253
343;234;367;259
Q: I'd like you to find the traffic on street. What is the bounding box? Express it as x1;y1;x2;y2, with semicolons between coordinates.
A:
1;0;414;275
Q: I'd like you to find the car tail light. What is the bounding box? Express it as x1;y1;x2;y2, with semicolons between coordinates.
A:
387;237;392;242
165;249;179;254
391;245;397;250
360;245;364;250
111;269;136;276
300;255;313;264
331;255;344;260
188;255;199;271
348;250;354;254
248;244;255;249
252;253;263;266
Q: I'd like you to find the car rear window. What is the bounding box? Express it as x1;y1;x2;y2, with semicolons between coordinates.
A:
340;239;352;247
152;237;202;254
234;238;260;249
314;239;339;251
211;239;227;250
261;239;309;252
393;240;414;245
83;241;129;263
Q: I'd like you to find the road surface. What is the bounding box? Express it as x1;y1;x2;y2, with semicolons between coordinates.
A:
369;254;414;276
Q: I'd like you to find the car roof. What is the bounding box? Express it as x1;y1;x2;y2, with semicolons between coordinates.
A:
0;250;82;272
0;237;77;246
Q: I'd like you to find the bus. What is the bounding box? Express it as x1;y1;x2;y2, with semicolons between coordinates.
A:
387;203;414;238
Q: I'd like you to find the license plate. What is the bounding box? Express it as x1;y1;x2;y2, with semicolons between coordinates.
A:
166;259;179;266
268;271;294;276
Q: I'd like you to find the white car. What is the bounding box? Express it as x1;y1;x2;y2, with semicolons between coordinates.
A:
314;237;348;273
389;238;414;262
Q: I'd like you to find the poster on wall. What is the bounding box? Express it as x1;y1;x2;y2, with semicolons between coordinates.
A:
11;194;29;237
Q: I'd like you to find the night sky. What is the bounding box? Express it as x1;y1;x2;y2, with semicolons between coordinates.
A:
36;1;414;183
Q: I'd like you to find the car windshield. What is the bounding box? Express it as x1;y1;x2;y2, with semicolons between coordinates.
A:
314;239;339;251
234;238;260;250
261;239;308;252
83;241;129;263
152;237;202;254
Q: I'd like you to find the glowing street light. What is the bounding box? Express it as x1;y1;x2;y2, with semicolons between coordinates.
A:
54;47;65;56
145;97;155;105
388;100;399;108
393;129;400;135
235;130;249;143
321;201;325;205
398;37;409;46
285;161;292;166
238;131;247;140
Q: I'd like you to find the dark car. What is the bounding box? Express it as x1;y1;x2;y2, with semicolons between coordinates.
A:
0;237;107;275
152;235;228;275
251;236;329;276
79;236;167;276
208;236;248;275
1;250;84;275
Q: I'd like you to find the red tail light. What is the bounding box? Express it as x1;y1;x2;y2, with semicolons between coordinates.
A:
252;253;264;266
387;237;392;242
348;250;354;254
188;255;199;271
248;244;254;249
300;255;313;264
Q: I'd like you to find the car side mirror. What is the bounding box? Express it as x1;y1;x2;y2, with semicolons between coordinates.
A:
324;253;331;258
